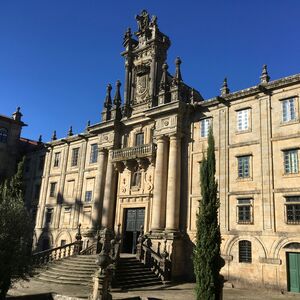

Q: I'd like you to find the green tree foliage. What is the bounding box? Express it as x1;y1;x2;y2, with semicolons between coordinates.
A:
193;129;224;300
0;157;32;299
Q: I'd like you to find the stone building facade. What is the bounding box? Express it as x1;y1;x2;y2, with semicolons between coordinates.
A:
30;11;300;292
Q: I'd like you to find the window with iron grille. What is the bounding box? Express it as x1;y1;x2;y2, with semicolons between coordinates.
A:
200;118;212;138
85;191;93;202
282;98;296;123
283;149;299;174
237;109;249;131
285;196;300;224
0;128;8;143
237;198;253;224
239;240;252;263
135;133;144;146
237;156;250;178
49;182;57;197
53;152;60;167
90;144;98;164
71;148;79;167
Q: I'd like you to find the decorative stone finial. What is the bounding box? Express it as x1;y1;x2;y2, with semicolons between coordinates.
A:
86;120;91;130
51;130;57;141
175;57;182;82
104;84;112;109
260;64;270;84
68;126;73;136
221;77;230;96
38;135;42;143
113;80;122;107
160;62;169;90
12;106;23;122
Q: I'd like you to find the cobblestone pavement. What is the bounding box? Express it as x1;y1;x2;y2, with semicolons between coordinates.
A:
8;280;300;299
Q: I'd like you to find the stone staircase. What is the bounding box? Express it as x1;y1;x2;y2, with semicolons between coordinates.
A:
35;254;163;290
36;254;98;286
113;255;163;290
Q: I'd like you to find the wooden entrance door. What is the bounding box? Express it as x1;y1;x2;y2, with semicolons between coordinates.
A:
122;208;145;253
287;252;300;292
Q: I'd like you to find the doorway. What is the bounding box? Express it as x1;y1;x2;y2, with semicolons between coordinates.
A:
122;208;145;254
287;252;300;292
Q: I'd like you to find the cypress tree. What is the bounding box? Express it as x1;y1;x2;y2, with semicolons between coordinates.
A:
0;157;32;299
193;128;224;300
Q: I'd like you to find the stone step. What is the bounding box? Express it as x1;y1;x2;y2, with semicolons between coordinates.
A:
47;265;96;276
118;280;163;290
116;269;154;276
44;269;94;279
37;274;91;286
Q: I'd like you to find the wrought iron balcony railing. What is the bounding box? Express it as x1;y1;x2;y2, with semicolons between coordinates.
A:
112;143;155;162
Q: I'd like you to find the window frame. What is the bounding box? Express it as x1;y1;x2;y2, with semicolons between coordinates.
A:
45;208;53;225
236;198;253;224
237;155;251;179
49;182;57;197
236;108;251;133
285;196;300;225
281;97;297;123
135;133;144;146
53;152;61;168
239;240;252;263
283;149;299;175
71;147;80;167
200;118;212;138
89;144;98;164
131;171;142;188
84;190;93;202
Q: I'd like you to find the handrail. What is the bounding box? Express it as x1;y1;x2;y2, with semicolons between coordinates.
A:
32;224;83;266
80;242;98;255
32;241;79;266
136;230;171;282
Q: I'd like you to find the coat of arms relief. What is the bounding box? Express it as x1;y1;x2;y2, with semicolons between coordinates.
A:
134;63;150;104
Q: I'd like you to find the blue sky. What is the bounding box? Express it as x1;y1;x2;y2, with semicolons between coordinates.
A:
1;1;300;141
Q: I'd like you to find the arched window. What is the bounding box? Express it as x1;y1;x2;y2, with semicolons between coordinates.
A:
239;240;252;263
131;171;141;188
0;128;8;143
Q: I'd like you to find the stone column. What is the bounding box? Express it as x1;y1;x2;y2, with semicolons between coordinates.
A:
151;136;168;231
92;149;108;230
101;150;116;229
166;134;181;231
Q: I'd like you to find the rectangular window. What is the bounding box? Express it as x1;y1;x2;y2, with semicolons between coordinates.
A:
135;133;144;146
45;208;53;224
53;152;60;167
238;156;250;178
85;191;92;202
237;109;249;131
49;182;57;197
39;155;45;171
286;196;300;224
282;98;296;123
200;118;211;138
71;148;80;167
90;144;98;164
284;150;299;174
237;198;252;224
